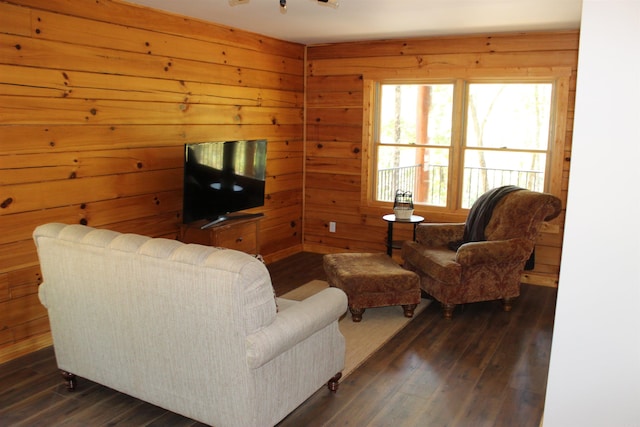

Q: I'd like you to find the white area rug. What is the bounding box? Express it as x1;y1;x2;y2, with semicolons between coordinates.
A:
281;280;430;378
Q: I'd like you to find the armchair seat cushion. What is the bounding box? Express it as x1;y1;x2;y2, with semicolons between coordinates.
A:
402;242;460;286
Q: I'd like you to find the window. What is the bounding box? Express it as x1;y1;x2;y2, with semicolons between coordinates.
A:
372;78;559;210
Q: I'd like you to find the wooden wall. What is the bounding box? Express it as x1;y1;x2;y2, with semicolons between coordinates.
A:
0;0;305;362
0;0;579;364
303;31;579;287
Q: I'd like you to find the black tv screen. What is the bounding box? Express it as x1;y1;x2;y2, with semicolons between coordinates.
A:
183;139;267;226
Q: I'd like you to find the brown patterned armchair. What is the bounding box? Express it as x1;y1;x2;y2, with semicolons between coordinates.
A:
402;187;562;319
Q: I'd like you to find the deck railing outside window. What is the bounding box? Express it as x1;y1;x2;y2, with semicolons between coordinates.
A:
378;165;543;207
377;165;420;200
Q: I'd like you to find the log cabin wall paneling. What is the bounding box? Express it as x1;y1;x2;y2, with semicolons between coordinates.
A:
0;0;578;364
303;31;579;288
0;0;304;362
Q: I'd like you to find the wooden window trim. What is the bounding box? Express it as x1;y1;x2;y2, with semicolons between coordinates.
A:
361;67;571;218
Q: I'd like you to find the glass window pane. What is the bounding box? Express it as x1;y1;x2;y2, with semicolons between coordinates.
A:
379;84;453;146
466;83;552;150
372;79;556;212
377;146;449;207
461;150;547;208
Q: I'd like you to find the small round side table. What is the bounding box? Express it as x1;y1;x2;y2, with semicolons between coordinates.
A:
382;214;424;256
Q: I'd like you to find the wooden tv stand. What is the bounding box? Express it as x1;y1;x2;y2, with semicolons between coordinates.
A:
179;215;262;255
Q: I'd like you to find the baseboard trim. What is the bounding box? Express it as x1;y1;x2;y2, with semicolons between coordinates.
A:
262;244;303;264
302;243;363;255
521;272;559;288
0;333;52;365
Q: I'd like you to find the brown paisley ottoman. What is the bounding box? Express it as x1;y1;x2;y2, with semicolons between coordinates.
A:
323;253;421;322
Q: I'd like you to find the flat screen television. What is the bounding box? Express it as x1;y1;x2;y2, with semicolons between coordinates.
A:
183;139;267;228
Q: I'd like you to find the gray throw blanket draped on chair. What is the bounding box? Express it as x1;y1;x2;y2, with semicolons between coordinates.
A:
464;185;523;243
449;185;524;249
448;185;536;270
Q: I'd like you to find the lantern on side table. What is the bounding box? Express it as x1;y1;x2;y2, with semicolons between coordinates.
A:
393;190;414;220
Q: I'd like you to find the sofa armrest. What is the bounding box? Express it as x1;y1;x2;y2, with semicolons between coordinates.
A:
245;287;348;369
456;238;534;267
415;223;465;247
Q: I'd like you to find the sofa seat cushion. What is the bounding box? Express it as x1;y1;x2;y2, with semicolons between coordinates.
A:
402;241;461;285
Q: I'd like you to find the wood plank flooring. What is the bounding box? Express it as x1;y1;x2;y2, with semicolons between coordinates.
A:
0;252;556;426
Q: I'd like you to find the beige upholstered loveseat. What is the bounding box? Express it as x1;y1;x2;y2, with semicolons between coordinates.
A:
34;223;347;427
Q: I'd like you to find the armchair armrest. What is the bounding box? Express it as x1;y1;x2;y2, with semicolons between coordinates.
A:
456;238;534;267
415;223;465;247
245;287;347;369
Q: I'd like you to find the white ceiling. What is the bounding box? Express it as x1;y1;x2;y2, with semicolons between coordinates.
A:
123;0;582;45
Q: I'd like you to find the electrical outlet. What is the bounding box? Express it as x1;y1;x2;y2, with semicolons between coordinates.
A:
329;221;336;233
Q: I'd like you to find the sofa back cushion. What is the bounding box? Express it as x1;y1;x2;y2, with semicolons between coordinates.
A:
35;223;277;337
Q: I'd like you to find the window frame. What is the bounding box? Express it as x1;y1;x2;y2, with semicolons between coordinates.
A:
362;68;571;217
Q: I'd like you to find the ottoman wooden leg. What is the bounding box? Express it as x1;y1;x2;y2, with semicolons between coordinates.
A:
349;307;365;322
402;304;417;318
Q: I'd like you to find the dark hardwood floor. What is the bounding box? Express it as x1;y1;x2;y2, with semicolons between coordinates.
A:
0;252;556;426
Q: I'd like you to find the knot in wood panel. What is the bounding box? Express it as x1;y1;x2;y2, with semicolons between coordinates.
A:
1;197;13;209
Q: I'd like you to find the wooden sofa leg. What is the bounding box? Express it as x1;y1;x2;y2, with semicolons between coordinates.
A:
349;307;365;322
402;304;417;318
327;372;342;393
61;371;77;391
441;303;455;320
502;298;515;312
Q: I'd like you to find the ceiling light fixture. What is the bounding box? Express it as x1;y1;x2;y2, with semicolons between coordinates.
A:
229;0;338;11
281;0;338;12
